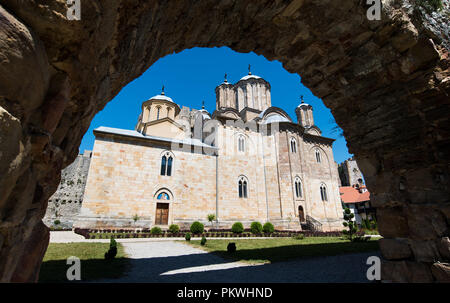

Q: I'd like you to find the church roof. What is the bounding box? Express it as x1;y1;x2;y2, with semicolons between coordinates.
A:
94;126;217;149
339;186;370;204
240;74;262;81
150;94;174;103
261;113;291;124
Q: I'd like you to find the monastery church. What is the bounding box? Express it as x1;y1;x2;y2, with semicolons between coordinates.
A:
74;69;343;231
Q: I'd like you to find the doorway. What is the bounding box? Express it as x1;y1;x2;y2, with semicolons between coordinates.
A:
298;205;305;223
155;203;169;225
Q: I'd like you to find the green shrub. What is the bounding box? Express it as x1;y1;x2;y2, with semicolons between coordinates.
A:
150;226;162;235
342;207;357;241
263;222;274;234
250;222;263;234
190;221;204;234
293;233;304;240
54;219;61;225
200;236;207;246
227;242;236;253
185;232;191;241
168;224;180;234
207;214;216;226
231;222;244;234
104;237;117;260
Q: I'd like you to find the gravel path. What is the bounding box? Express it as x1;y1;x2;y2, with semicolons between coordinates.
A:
94;240;380;283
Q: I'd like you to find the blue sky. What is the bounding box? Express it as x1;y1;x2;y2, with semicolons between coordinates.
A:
79;47;352;164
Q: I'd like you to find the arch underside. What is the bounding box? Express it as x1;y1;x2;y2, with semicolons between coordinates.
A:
0;0;448;282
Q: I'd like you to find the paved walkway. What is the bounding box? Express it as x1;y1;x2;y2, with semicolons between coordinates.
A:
50;231;380;283
94;241;379;283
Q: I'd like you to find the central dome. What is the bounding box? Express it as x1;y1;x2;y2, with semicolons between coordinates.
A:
240;74;262;81
150;94;174;103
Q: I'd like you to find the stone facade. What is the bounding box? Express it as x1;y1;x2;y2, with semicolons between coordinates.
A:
338;157;364;186
0;0;448;282
75;74;343;231
43;151;92;229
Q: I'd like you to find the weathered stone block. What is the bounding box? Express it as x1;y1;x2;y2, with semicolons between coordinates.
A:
438;237;450;260
382;260;433;283
377;207;409;238
431;262;450;283
379;238;412;260
410;240;441;263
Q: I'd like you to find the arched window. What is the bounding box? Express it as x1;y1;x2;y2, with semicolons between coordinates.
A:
167;156;173;176
156;106;161;120
160;155;167;175
320;184;328;201
290;138;297;153
238;136;245;152
294;177;302;198
160;151;174;176
238;176;248;198
315;149;321;163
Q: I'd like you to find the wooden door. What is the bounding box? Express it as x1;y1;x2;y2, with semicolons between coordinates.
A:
155;203;169;225
298;206;305;223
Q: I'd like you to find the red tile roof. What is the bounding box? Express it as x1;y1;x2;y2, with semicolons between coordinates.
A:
340;186;371;204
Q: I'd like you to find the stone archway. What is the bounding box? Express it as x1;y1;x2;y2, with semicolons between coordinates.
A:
0;1;448;282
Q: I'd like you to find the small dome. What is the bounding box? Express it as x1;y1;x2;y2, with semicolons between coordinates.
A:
150;94;174;103
297;102;310;108
262;113;290;124
240;74;262;81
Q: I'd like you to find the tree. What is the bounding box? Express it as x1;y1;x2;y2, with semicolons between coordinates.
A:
342;207;358;241
207;214;216;227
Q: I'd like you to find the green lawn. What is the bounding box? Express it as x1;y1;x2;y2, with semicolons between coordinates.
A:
39;242;129;282
187;237;380;264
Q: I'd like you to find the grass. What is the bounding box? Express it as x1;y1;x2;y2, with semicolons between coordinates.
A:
39;242;129;282
186;237;380;264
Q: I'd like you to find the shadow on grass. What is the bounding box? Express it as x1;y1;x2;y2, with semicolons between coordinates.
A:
199;240;380;263
39;257;130;283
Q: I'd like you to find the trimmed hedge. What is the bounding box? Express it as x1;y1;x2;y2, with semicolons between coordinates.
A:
231;222;244;234
169;224;180;234
263;222;275;234
190;221;204;234
75;227;344;239
250;222;263;234
150;226;162;235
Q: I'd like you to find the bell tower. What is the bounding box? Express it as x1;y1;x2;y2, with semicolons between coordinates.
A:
295;95;314;128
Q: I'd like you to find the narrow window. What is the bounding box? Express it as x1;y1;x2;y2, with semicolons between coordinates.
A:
160;155;167;175
167;157;173;176
320;184;328;201
315;150;321;163
239;180;243;198
243;181;248;198
238;136;245;152
294;178;302;198
291;139;297;153
157;106;161;120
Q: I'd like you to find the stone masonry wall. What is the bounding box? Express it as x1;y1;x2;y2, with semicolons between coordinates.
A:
338;157;365;186
0;0;448;282
43;151;91;229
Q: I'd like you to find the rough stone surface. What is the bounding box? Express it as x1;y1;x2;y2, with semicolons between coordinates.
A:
431;262;450;282
43;151;92;229
0;0;449;282
379;238;412;260
438;237;450;260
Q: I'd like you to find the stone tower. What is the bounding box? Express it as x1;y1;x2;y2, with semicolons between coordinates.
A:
338;157;364;186
295;96;314;128
215;68;271;112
